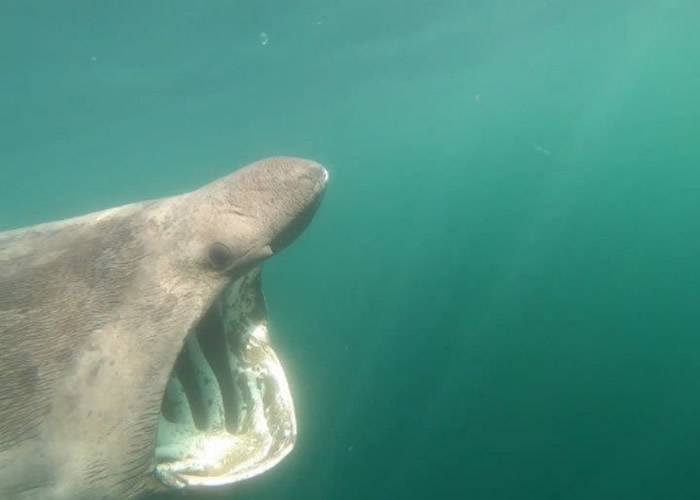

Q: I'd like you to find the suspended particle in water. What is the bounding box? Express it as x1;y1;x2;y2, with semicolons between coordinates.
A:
259;32;269;46
530;142;552;156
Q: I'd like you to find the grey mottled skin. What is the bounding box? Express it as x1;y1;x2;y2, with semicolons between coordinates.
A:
0;157;327;500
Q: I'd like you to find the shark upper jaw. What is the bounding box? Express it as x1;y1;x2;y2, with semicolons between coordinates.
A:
153;267;296;490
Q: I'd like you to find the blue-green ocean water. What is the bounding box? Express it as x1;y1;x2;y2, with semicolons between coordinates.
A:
2;1;700;499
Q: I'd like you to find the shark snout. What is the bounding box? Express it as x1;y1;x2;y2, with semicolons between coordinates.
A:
263;157;328;253
309;164;329;202
204;157;329;255
287;158;329;195
319;165;330;189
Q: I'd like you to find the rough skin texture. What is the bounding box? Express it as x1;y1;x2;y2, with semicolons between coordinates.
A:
0;157;327;500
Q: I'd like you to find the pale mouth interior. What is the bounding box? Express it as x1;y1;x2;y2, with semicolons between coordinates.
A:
154;268;296;489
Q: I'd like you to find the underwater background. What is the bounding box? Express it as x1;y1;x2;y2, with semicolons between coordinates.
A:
2;1;700;498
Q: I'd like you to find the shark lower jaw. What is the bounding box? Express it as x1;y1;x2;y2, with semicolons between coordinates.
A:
153;268;296;490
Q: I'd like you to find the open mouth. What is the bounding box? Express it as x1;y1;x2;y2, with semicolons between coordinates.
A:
154;268;296;489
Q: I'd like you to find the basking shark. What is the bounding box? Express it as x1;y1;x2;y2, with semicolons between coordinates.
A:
0;157;328;499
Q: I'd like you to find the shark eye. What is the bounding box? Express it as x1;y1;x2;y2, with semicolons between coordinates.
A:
208;242;234;270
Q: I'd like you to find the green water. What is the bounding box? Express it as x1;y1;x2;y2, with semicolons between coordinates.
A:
2;1;700;498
